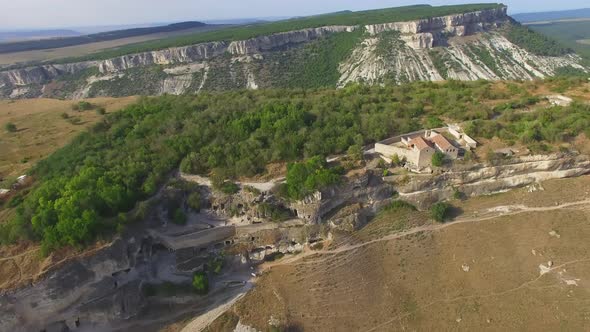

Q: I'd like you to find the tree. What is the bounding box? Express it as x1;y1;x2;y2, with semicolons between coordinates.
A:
347;144;363;161
430;202;450;222
4;122;17;133
187;192;202;212
391;154;401;166
431;151;445;167
192;271;209;295
172;208;187;225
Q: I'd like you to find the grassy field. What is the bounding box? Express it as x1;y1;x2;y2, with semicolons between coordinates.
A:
229;175;590;331
528;20;590;59
0;25;226;67
40;4;503;64
0;97;136;180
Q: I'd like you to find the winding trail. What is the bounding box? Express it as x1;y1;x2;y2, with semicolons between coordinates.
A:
186;198;590;331
0;248;39;262
266;199;590;267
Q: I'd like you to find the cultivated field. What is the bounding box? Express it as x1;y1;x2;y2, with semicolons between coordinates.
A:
0;97;136;179
0;26;226;66
224;176;590;331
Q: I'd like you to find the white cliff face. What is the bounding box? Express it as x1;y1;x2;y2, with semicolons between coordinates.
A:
364;6;507;35
0;6;587;98
395;154;590;210
338;32;587;86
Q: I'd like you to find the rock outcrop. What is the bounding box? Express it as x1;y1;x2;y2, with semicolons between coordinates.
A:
0;238;149;332
394;154;590;209
289;172;395;225
364;6;507;35
0;6;587;99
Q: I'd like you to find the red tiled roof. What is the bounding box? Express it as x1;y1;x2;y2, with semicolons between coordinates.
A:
409;136;431;150
430;134;453;150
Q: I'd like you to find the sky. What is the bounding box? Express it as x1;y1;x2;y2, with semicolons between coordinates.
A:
0;0;589;30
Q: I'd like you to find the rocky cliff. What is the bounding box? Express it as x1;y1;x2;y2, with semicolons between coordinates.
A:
0;6;587;99
395;154;590;209
0;238;147;332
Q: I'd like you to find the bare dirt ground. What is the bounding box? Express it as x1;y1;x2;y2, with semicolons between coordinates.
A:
0;97;136;179
210;176;590;331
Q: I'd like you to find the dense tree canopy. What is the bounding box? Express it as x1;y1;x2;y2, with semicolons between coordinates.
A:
1;78;588;252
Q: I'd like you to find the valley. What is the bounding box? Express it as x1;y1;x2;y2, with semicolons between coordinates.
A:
1;5;587;99
1;3;590;332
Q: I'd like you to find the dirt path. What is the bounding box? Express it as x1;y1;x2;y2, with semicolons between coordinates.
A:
0;247;39;261
265;199;590;268
180;283;252;332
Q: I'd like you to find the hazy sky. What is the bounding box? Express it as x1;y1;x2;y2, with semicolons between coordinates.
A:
1;0;588;30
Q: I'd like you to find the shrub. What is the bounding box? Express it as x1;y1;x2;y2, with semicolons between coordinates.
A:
391;154;401;166
431;151;445;167
72;101;94;111
180;152;203;174
347;144;363;161
4;122;17;132
60;112;70;119
218;181;240;195
192;271;209;295
430;202;450;222
172;208;187;225
187;192;202;212
452;188;464;200
383;200;416;212
208;257;224;274
284;156;341;200
95;107;106;115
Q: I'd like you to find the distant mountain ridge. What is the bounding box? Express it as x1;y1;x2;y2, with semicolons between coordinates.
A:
0;4;587;99
0;21;209;54
0;29;81;42
512;8;590;23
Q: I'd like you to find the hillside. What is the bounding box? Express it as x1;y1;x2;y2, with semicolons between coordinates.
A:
2;4;588;99
527;20;590;60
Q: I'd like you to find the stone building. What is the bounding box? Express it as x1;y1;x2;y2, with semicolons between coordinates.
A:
375;129;462;169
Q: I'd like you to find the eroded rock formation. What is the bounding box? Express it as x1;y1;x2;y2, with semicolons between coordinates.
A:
1;6;586;99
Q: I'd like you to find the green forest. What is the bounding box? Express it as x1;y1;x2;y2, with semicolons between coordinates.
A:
1;77;589;253
503;23;573;57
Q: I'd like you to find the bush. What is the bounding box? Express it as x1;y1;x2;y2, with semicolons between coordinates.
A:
95;107;106;115
431;151;445;167
172;208;187;225
192;271;209;295
383;200;416;212
391;154;401;166
453;188;464;200
60;112;70;119
187;192;202;212
430;202;450;222
347;144;363;161
215;181;240;195
4;122;17;132
72;101;95;111
284;156;341;200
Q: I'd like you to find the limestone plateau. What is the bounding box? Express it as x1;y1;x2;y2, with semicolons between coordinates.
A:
0;6;587;99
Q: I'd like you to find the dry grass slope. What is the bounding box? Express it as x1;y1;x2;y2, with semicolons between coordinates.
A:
225;176;590;331
0;97;136;179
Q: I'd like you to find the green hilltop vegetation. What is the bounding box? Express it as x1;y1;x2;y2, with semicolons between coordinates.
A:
503;23;573;56
54;3;503;63
1;77;589;253
527;20;590;60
